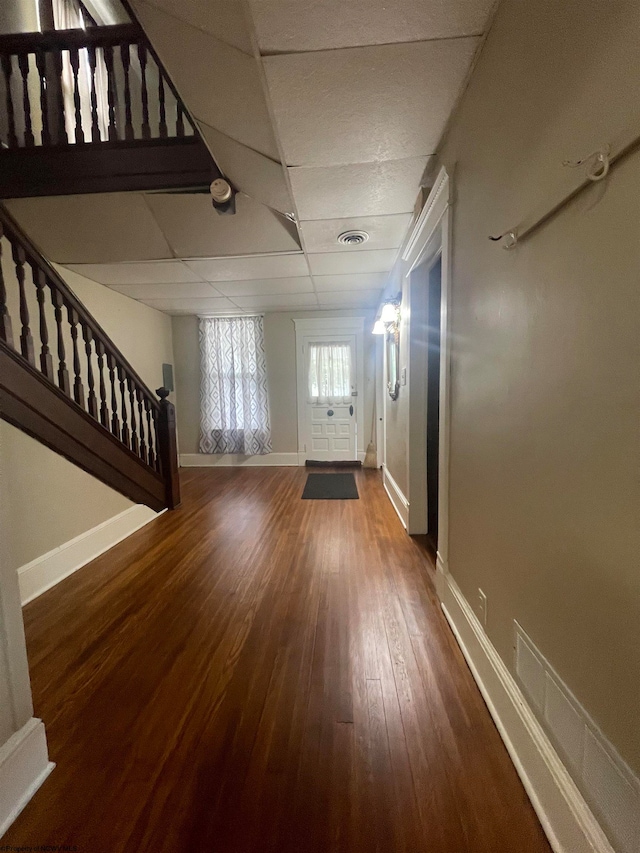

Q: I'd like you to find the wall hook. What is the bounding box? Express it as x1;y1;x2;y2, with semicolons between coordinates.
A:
563;144;610;182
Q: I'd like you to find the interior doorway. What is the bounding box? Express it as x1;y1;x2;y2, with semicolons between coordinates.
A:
426;256;442;550
403;166;452;595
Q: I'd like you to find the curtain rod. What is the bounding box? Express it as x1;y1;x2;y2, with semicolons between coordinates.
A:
197;313;265;319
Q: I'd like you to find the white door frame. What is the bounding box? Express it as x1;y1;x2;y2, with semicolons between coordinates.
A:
402;167;452;598
375;335;385;468
293;317;366;464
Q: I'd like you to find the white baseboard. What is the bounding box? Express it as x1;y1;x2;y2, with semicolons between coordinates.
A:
0;718;54;839
181;452;367;468
18;504;162;605
180;452;300;467
441;573;616;853
382;464;409;528
435;552;448;600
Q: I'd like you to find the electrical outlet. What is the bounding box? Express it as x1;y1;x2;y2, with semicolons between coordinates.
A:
401;366;407;386
477;589;487;627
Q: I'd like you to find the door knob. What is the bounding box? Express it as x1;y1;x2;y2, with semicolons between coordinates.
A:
327;409;334;416
349;405;354;416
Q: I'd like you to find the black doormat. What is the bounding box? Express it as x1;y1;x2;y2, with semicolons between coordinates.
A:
301;473;359;500
305;459;362;468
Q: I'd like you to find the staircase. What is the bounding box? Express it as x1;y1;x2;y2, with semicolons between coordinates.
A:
0;204;180;511
0;11;224;511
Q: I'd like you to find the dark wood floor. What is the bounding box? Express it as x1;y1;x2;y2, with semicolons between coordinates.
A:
5;468;551;852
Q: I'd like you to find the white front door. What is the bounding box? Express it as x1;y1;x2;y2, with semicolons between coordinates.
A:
304;334;357;462
308;400;356;461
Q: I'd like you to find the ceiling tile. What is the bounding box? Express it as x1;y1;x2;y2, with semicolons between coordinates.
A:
5;194;172;263
65;261;201;285
185;254;308;281
133;0;254;54
263;39;479;166
308;249;396;276
214;277;314;297
145;192;300;258
317;289;382;308
133;1;279;159
300;214;412;254
313;273;388;292
231;293;320;310
249;0;494;52
289;158;429;220
109;282;222;299
197;122;293;215
141;297;239;314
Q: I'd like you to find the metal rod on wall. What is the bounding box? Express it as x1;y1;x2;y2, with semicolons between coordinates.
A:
488;123;640;249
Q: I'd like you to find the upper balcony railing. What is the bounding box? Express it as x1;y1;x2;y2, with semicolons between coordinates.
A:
0;23;196;150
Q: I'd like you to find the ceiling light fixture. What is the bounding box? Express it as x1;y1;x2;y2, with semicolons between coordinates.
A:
337;230;369;246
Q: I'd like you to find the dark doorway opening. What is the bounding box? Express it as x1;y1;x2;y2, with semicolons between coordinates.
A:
426;256;442;553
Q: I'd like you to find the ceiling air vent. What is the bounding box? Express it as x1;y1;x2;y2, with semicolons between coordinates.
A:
337;230;369;246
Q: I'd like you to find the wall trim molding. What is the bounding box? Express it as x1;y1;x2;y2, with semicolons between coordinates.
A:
0;717;54;839
435;552;448;600
18;504;161;605
399;166;454;562
382;464;409;528
441;573;616;853
402;166;450;266
180;452;300;468
292;317;366;332
181;452;366;468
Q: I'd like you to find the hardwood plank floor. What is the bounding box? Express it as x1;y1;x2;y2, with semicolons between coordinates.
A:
4;467;552;852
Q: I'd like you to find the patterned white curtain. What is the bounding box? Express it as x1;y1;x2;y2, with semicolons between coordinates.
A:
199;316;272;455
307;342;352;404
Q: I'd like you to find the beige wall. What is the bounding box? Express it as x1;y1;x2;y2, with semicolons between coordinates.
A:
2;268;174;570
173;310;376;456
386;0;639;776
0;1;38;34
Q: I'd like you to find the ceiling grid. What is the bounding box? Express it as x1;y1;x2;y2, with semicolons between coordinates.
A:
7;0;497;315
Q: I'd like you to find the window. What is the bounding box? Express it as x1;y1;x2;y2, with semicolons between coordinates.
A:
54;0;110;143
199;316;272;455
307;341;352;403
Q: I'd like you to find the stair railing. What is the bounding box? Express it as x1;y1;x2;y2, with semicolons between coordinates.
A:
0;205;180;508
0;23;195;149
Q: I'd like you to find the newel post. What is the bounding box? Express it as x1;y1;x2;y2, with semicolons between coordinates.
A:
156;387;181;509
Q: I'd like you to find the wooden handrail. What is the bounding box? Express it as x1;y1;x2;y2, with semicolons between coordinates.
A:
0;24;143;54
0;203;181;508
0;206;158;412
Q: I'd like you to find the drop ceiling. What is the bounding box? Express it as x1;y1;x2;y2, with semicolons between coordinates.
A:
9;0;497;315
